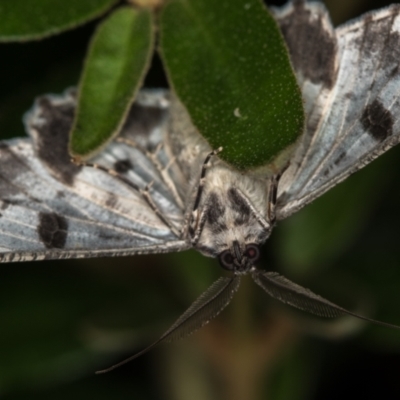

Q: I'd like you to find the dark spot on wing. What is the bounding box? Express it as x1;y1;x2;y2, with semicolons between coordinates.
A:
356;8;400;82
105;193;118;209
206;192;227;233
114;159;133;174
0;145;30;196
0;175;18;198
121;103;166;151
356;13;373;49
389;64;400;78
98;230;121;241
30;95;81;185
333;151;346;166
38;212;68;249
361;100;393;141
0;200;10;210
320;151;346;178
0;199;23;207
277;0;337;88
0;144;18;176
358;10;398;56
228;187;251;226
382;30;400;78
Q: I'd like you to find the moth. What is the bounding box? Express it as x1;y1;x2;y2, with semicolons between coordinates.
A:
1;0;400;373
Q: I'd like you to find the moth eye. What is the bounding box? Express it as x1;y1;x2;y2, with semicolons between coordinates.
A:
244;244;260;262
218;250;235;271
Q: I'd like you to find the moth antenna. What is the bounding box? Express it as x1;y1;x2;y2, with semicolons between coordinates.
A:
252;270;400;330
96;275;240;374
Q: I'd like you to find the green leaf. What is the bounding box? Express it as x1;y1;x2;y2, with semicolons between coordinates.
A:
69;6;154;158
0;0;117;42
159;0;304;172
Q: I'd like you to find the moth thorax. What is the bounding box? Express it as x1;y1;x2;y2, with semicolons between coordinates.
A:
193;168;273;258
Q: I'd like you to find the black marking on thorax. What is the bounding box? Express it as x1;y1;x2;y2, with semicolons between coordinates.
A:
38;212;68;249
228;187;251;226
206;192;227;233
361;100;393;141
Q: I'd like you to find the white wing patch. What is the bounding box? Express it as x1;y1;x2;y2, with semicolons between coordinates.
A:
274;2;400;219
0;89;189;262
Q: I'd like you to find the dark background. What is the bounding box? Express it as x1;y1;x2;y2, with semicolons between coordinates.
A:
0;1;400;399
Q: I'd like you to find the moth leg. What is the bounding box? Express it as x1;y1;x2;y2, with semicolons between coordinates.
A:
234;188;271;231
189;205;209;246
116;137;185;210
267;174;281;224
187;147;223;240
72;159;181;237
192;147;223;213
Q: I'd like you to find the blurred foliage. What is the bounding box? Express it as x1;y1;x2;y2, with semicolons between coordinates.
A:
1;1;400;400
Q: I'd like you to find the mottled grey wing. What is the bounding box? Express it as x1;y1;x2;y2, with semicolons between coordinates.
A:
0;89;189;262
252;270;400;329
273;1;400;219
96;276;241;373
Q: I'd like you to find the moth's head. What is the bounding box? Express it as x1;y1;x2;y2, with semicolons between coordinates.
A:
218;240;260;274
194;187;272;273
